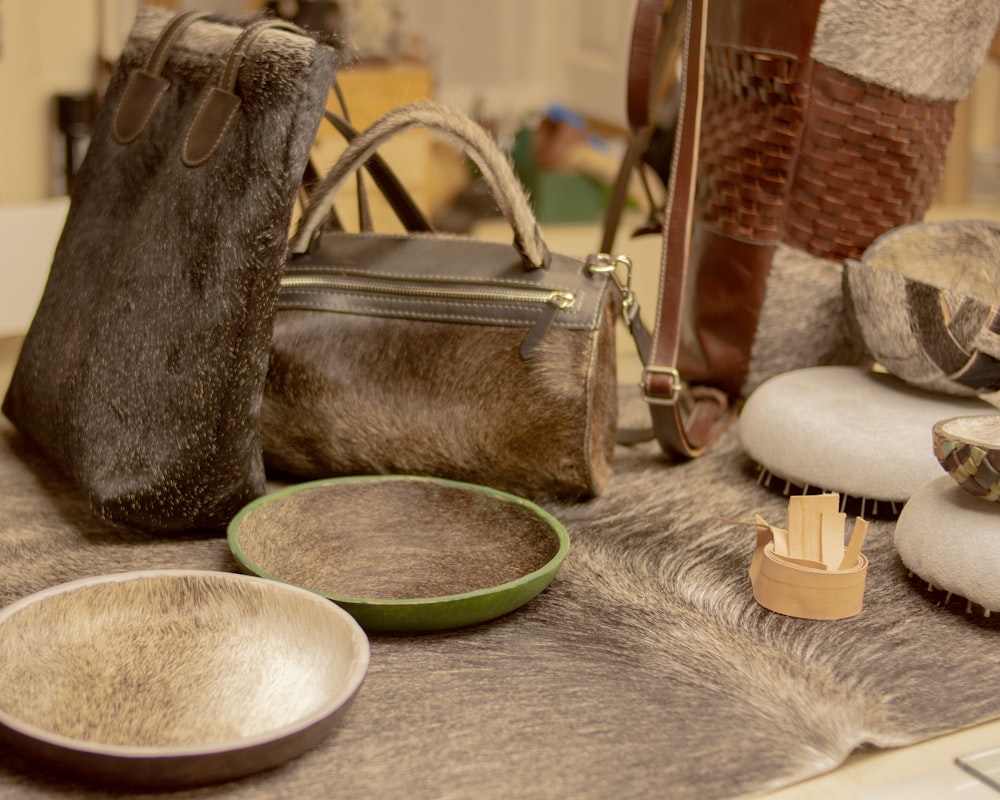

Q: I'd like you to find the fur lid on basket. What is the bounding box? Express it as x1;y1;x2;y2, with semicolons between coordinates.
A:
812;0;1000;102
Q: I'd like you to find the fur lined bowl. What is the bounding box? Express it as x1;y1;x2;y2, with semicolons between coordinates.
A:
0;570;369;788
228;475;570;633
933;414;1000;501
843;220;1000;396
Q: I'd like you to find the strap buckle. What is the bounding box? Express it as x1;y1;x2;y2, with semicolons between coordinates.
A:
641;365;683;406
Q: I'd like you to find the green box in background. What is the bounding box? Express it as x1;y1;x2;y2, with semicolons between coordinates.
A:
510;128;608;224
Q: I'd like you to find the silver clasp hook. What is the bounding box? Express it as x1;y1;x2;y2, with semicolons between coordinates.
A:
586;253;638;324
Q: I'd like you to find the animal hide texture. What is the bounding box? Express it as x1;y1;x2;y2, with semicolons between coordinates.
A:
0;388;998;800
1;9;345;532
266;99;616;500
813;0;1000;101
843;220;1000;396
263;300;618;501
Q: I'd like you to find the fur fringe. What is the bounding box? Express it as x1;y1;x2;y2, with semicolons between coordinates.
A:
813;0;1000;101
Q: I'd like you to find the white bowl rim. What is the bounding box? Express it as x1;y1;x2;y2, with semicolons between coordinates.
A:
0;569;370;760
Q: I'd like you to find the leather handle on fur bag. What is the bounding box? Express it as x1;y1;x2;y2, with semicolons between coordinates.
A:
112;10;208;144
291;100;551;270
182;17;307;167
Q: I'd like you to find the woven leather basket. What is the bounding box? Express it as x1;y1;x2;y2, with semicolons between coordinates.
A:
671;0;999;401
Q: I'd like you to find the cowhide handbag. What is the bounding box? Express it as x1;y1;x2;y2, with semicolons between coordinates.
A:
610;0;1000;458
2;8;343;531
262;101;632;500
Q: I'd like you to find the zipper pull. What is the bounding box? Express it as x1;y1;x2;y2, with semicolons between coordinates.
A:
520;291;575;359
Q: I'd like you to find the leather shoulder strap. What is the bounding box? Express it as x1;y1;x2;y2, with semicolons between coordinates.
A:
626;0;672;131
642;0;734;459
600;0;679;254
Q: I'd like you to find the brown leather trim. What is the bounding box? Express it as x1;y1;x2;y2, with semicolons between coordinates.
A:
181;87;243;168
112;10;207;145
643;0;823;459
182;18;306;168
708;0;823;58
649;382;735;459
626;0;671;130
112;70;170;145
678;229;775;397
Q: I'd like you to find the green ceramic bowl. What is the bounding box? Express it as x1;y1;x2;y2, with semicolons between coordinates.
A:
228;475;570;633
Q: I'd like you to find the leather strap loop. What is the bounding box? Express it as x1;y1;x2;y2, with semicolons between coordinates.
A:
218;19;303;93
183;18;307;167
112;10;208;144
626;0;671;130
601;0;682;254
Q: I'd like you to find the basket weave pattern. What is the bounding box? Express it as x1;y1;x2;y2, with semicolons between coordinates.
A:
696;46;955;261
697;45;807;243
787;62;955;260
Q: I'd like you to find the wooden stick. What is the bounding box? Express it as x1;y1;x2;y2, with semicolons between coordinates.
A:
787;496;805;559
801;498;822;563
820;511;846;570
839;517;869;570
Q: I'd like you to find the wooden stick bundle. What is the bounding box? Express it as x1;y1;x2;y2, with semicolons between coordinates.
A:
749;494;869;620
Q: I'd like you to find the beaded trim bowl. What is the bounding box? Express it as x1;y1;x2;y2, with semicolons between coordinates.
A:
933;414;1000;502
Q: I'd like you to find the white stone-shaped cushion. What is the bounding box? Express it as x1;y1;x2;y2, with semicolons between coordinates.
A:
738;366;994;502
895;474;1000;612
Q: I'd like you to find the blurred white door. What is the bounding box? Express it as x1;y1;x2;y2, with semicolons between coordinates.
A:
405;0;636;127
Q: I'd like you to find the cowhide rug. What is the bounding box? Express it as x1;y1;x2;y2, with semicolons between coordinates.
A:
0;387;998;800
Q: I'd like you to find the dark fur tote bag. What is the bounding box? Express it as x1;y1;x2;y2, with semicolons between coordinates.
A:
262;101;628;500
2;8;344;532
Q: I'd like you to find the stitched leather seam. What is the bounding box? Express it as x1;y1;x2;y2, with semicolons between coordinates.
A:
182;89;240;167
113;74;169;145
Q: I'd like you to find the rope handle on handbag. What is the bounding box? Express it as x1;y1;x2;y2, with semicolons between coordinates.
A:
291;100;551;271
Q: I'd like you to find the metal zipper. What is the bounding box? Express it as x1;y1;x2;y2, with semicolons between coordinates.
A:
280;272;579;360
280;273;577;310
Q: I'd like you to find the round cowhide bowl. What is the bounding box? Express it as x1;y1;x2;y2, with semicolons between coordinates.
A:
843;219;1000;396
933;414;1000;502
0;570;369;789
228;475;570;634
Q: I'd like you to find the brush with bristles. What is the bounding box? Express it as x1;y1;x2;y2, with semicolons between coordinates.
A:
739;366;999;522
